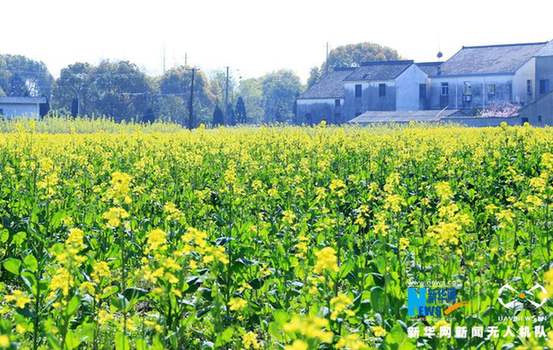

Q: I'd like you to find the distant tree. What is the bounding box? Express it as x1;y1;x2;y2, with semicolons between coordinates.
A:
89;60;153;121
303;42;401;112
71;98;79;117
209;70;237;106
235;96;247;123
212;104;224;126
52;61;153;121
307;66;321;88
226;103;236;126
261;70;302;123
52;63;93;115
151;95;185;124
237;78;263;123
322;42;401;71
8;73;29;96
142;108;155;123
0;54;53;97
158;66;214;125
307;42;401;88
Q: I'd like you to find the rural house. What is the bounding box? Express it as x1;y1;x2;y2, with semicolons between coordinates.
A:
298;39;553;125
342;60;428;119
428;41;553;110
0;96;47;119
295;68;355;124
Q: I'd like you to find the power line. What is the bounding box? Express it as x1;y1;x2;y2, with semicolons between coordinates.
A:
224;66;229;122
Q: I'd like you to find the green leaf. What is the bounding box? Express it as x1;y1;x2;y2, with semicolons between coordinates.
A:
370;286;386;314
12;231;26;246
3;258;21;275
100;285;119;299
215;327;234;347
21;271;38;293
135;338;147;350
66;295;80;317
115;331;130;350
47;334;62;350
122;287;148;300
65;329;82;350
23;254;38;272
0;229;8;243
273;309;289;325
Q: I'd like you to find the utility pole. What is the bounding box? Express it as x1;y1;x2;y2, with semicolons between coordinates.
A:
162;45;166;74
326;42;329;73
188;68;195;129
224;66;229;123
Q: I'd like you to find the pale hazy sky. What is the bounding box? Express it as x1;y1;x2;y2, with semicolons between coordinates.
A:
2;0;552;82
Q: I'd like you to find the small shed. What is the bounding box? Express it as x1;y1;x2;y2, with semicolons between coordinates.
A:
0;97;47;119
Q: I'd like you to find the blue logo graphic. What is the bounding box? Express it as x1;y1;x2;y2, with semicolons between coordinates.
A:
407;287;457;317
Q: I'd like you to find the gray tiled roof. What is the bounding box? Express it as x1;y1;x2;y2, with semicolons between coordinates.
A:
299;68;355;99
0;97;47;104
416;62;443;76
344;60;414;81
348;109;459;124
437;42;548;76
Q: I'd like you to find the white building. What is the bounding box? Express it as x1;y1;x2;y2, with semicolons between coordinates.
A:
298;39;553;124
0;97;47;119
428;41;553;110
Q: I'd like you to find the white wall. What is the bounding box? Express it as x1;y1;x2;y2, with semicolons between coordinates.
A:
395;64;428;111
430;75;513;109
513;58;535;105
0;103;40;119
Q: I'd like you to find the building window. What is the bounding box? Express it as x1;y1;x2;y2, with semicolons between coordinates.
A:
527;80;533;97
379;83;386;97
540;79;550;94
355;84;362;98
441;82;449;96
335;99;341;107
419;84;427;99
488;84;496;97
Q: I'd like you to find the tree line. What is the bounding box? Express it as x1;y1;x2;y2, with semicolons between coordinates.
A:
0;42;400;126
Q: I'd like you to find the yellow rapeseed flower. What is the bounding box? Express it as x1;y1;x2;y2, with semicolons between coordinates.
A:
91;261;111;283
0;335;9;348
399;237;409;250
49;267;72;297
110;171;132;201
4;289;31;309
242;331;260;349
314;247;339;274
285;339;308;350
228;297;247;311
330;293;354;320
146;228;167;252
336;333;368;350
435;182;453;201
283;315;333;343
372;326;387;337
102;207;129;228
